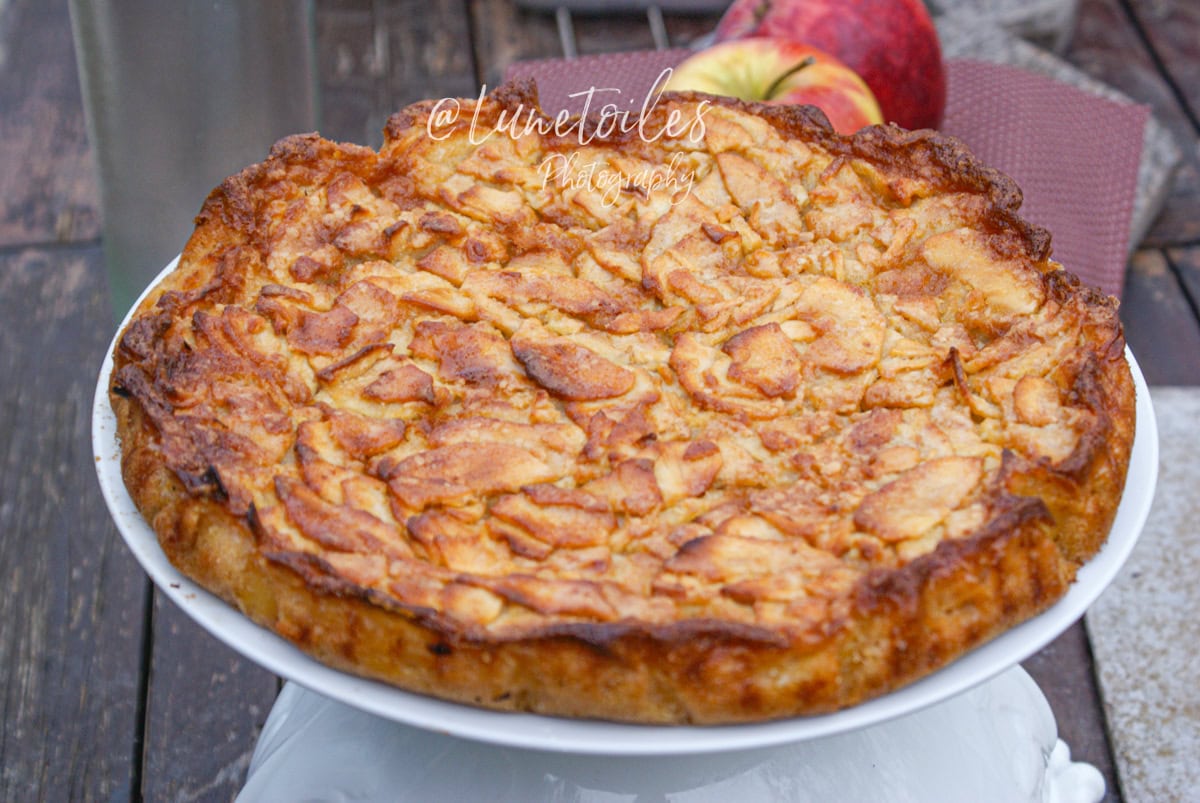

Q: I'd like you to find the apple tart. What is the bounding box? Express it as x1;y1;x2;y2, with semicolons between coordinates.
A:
110;82;1134;723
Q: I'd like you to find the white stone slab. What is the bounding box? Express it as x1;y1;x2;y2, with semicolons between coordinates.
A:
1086;387;1200;802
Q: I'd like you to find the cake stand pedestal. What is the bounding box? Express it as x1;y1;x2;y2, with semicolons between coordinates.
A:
235;666;1104;802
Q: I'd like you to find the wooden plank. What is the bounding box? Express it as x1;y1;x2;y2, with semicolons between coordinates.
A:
316;6;391;146
317;0;478;148
1067;0;1200;247
318;6;387;94
130;5;479;796
469;0;562;89
0;245;143;801
571;11;658;55
320;85;389;148
466;4;719;98
1120;0;1200;130
514;8;720;59
467;4;723;103
662;12;722;48
322;0;373;10
141;596;278;802
379;0;478;109
1165;244;1200;314
1119;249;1200;384
1022;624;1122;802
0;0;101;247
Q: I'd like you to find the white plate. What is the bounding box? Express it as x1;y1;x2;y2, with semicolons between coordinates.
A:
94;258;1158;756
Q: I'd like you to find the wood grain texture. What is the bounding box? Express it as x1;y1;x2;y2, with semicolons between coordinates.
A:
1120;0;1200;130
317;0;478;148
0;246;142;802
571;10;659;54
1022;623;1121;802
318;7;389;93
1166;244;1200;312
380;0;477;105
467;4;720;89
0;0;100;247
535;8;721;56
320;85;387;147
469;0;561;89
662;13;721;48
141;596;277;803
1067;0;1200;247
1120;249;1200;384
316;6;392;146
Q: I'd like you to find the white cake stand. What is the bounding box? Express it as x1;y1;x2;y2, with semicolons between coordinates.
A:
236;667;1104;803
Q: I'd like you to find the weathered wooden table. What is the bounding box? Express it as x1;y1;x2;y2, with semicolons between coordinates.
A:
2;0;1198;799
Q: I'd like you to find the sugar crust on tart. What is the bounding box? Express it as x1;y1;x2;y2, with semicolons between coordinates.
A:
110;81;1134;723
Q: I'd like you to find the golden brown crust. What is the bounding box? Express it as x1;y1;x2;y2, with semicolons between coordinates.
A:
110;82;1135;723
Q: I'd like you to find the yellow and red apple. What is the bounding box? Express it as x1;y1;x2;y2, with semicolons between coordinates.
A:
715;0;946;130
663;39;884;134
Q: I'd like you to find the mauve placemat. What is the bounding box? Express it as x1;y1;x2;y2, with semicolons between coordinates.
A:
506;51;1149;299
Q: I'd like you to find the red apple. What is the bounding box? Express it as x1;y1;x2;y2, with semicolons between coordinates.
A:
715;0;946;130
663;39;884;134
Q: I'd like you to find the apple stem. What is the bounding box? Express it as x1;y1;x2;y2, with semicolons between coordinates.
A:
764;56;816;99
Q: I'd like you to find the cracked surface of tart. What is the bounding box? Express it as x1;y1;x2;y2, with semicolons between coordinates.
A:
111;82;1135;723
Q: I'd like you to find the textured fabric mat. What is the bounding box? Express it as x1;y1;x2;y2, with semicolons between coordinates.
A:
506;51;1149;299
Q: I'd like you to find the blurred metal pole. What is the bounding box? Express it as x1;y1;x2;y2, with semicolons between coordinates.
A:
70;0;319;318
